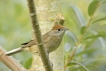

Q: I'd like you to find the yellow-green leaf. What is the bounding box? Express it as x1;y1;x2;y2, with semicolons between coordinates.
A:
80;26;86;35
88;1;100;16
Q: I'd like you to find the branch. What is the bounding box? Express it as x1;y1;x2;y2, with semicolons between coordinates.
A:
27;0;53;71
0;46;27;71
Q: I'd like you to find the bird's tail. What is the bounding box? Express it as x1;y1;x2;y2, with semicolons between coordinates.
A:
6;48;23;56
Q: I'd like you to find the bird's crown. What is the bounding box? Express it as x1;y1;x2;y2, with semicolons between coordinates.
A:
52;24;65;30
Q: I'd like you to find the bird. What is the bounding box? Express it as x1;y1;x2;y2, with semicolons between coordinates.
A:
6;24;68;56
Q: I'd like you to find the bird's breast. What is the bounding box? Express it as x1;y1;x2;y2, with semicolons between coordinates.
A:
44;36;62;53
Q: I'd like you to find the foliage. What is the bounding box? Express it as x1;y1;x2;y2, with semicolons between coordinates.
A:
63;0;106;71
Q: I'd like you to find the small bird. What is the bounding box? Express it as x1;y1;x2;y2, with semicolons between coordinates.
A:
6;24;68;56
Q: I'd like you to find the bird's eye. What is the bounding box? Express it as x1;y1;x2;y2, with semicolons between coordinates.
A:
57;29;60;31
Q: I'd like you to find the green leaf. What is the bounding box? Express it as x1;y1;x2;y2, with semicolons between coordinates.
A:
88;1;100;16
102;2;106;4
23;57;32;69
76;48;97;56
69;4;86;26
84;34;106;40
65;31;77;43
92;17;106;24
84;38;97;48
67;61;89;71
80;26;86;35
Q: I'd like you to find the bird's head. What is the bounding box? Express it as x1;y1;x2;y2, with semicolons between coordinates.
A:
49;24;68;37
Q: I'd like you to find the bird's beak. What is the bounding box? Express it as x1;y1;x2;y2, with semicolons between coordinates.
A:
64;28;69;31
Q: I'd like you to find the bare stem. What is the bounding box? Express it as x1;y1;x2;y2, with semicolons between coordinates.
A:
0;46;27;71
27;0;53;71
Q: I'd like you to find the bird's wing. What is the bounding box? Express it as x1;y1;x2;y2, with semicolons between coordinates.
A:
21;40;33;45
21;40;36;48
21;32;50;48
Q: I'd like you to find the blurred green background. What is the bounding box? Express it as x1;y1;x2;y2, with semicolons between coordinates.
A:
0;0;106;71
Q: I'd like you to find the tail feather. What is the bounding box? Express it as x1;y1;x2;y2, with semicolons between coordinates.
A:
6;48;22;56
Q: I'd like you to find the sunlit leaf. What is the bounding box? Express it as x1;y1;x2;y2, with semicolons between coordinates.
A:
88;1;100;16
67;61;89;71
84;38;97;48
102;2;106;4
84;33;106;39
65;31;77;43
69;4;86;26
84;30;106;49
64;42;71;52
92;17;106;24
76;48;97;56
98;37;106;50
80;26;86;35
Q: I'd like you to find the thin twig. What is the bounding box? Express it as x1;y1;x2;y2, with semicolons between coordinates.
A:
27;0;53;71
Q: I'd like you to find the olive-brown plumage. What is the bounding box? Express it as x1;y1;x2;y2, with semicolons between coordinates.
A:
6;24;68;55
